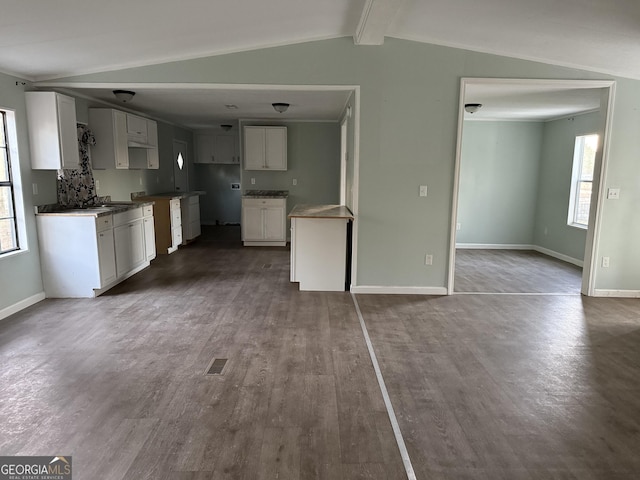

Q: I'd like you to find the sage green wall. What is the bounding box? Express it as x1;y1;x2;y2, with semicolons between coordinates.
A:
193;164;241;225
457;121;543;245
533;112;601;261
0;73;44;312
22;37;640;292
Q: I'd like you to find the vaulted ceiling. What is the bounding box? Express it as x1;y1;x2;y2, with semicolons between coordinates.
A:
2;0;640;82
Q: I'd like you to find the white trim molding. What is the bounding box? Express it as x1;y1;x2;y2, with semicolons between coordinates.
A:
593;289;640;298
351;285;447;295
0;292;45;322
533;246;583;267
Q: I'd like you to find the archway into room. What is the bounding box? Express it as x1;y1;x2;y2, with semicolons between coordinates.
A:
448;79;615;296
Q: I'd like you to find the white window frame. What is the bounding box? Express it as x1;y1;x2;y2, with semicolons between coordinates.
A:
567;133;598;230
0;108;27;258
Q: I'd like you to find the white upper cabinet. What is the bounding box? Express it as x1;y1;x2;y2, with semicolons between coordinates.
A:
89;108;129;169
126;114;148;144
243;126;287;170
25;92;80;170
89;108;158;170
195;131;239;164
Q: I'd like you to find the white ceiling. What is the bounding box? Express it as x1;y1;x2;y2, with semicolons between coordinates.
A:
463;83;604;121
2;0;640;82
57;85;354;129
2;0;633;128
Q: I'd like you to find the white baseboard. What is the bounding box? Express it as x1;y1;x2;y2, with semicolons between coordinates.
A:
456;243;534;250
532;246;583;267
0;292;45;321
593;289;640;298
350;285;447;295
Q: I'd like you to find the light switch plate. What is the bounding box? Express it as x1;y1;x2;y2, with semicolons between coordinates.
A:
419;185;428;197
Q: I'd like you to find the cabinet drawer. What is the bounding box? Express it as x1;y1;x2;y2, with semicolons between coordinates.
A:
171;206;182;227
170;198;181;210
242;198;285;208
143;205;153;217
113;207;143;226
95;214;113;232
172;226;183;246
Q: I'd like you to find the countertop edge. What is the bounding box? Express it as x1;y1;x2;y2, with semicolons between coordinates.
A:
288;204;354;220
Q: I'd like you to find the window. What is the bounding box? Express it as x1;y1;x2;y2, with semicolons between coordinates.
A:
0;110;19;254
568;134;598;228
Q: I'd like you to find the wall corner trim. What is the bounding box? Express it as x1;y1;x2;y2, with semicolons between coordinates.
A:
350;285;448;295
0;292;45;322
593;289;640;298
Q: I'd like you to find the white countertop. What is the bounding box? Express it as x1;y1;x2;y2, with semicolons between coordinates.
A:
288;204;354;219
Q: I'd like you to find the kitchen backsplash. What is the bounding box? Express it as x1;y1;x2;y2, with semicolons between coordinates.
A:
56;124;99;208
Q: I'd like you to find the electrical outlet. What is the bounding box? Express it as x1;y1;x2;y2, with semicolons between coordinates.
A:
544;226;548;236
425;254;433;265
32;183;38;195
419;185;428;197
292;178;298;186
251;178;256;185
602;256;610;268
607;188;620;200
456;223;461;231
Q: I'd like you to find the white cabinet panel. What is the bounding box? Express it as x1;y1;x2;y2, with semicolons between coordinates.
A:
25;92;80;170
115;219;145;278
143;216;156;261
263;207;285;240
242;205;264;241
243;127;265;169
264;127;287;170
126;114;148;143
97;229;116;286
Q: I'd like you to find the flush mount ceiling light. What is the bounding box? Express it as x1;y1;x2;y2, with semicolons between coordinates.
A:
220;124;232;131
464;103;483;114
272;102;289;113
113;89;135;103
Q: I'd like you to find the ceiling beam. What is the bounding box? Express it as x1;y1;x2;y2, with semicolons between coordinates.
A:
354;0;405;45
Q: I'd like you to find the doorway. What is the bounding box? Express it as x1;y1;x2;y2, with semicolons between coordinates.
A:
173;139;189;192
448;79;615;295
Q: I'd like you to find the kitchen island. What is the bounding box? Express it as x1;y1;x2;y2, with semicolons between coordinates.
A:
289;204;354;292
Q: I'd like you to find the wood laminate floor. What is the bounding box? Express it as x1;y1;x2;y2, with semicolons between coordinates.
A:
454;249;583;294
2;227;639;479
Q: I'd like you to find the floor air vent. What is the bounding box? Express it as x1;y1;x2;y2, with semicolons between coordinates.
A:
205;358;228;375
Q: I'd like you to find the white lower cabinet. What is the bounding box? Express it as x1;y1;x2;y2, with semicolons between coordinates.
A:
241;198;286;246
114;219;145;278
180;194;201;244
36;206;154;298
